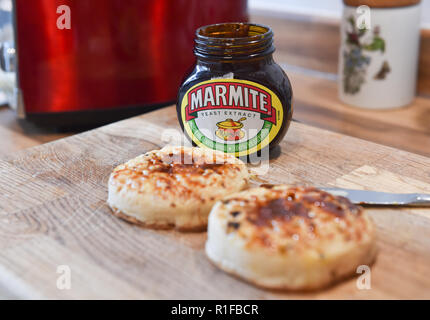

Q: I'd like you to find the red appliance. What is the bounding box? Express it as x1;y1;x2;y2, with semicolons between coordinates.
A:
11;0;248;126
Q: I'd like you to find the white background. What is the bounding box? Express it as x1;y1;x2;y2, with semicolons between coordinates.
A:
250;0;430;28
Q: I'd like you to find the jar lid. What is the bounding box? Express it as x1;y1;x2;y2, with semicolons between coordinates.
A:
343;0;420;8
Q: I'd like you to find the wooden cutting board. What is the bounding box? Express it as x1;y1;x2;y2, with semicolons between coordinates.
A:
1;105;429;299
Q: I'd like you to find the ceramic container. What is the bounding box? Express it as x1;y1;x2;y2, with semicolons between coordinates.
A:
339;0;421;109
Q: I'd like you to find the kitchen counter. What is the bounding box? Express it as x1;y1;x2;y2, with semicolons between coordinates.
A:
0;105;70;156
2;67;430;157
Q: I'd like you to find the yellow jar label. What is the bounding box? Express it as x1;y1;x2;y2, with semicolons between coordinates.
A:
180;79;284;157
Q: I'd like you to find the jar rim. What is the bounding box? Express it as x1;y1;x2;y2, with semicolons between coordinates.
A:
194;23;275;60
195;22;273;42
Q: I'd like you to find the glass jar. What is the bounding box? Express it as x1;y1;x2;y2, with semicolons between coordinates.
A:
176;23;293;158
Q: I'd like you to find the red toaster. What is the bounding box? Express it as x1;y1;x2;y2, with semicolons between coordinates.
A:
10;0;248;126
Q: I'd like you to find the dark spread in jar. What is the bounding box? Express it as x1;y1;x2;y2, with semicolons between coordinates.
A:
176;23;293;158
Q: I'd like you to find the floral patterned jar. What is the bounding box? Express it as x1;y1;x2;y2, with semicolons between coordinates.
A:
339;0;421;109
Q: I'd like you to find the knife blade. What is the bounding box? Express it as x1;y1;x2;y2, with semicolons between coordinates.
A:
319;188;430;206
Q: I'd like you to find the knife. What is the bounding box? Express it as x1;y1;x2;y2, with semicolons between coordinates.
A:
319;188;430;206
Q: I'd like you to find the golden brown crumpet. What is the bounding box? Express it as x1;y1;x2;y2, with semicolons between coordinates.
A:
107;146;249;231
206;185;377;290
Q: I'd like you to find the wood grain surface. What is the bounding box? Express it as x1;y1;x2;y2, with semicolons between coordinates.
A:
252;12;340;77
290;71;430;157
0;105;70;156
0;106;429;299
419;29;430;96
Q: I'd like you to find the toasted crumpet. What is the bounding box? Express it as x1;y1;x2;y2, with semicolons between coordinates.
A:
107;146;249;231
206;185;377;290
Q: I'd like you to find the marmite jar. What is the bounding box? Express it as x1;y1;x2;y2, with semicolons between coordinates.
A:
177;23;293;158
